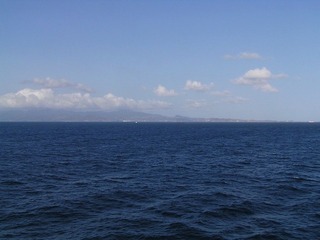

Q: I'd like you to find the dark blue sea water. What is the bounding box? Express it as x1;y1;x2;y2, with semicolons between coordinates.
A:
0;122;320;239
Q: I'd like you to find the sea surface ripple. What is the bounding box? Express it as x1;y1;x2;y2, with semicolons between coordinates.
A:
1;123;320;239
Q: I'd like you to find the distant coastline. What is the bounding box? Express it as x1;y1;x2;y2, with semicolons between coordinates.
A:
0;109;303;123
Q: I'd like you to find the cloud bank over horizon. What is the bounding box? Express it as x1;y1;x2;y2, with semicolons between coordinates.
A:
0;87;171;111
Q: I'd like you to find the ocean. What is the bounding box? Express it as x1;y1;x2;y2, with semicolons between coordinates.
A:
0;122;319;239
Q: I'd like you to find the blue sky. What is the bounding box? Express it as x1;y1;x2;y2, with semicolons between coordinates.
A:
1;0;320;121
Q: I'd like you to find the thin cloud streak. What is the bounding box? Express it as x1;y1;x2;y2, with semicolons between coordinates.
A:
28;78;93;93
224;52;263;60
186;99;207;108
212;90;248;104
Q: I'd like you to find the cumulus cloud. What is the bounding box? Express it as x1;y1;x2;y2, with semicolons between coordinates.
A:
233;67;286;92
154;85;177;96
0;88;171;110
185;80;213;92
30;78;93;93
224;52;262;60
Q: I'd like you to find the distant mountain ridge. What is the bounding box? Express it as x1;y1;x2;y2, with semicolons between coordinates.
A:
0;109;272;122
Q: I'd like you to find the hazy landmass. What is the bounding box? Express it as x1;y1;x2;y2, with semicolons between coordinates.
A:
0;109;276;122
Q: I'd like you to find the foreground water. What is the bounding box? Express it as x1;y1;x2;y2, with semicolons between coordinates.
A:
0;122;319;239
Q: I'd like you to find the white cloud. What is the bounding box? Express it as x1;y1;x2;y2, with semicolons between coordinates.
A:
0;88;54;108
0;88;171;110
154;85;177;96
243;67;271;79
233;67;286;92
30;78;93;93
185;80;213;92
224;52;262;60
